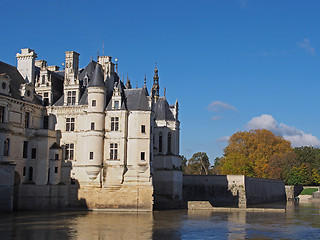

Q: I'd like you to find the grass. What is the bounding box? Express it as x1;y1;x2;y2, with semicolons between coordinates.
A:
300;188;318;195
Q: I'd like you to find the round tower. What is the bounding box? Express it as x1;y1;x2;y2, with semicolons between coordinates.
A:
85;64;106;180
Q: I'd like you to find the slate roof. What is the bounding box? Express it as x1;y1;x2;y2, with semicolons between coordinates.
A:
123;88;150;111
79;60;96;85
0;61;42;105
154;97;175;120
88;64;105;87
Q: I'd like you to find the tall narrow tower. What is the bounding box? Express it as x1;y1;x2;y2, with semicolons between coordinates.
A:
85;64;106;182
63;51;80;106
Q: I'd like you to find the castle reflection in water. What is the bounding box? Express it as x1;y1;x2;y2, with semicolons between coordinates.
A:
1;202;320;240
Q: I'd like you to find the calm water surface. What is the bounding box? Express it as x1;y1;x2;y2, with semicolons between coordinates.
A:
0;202;320;240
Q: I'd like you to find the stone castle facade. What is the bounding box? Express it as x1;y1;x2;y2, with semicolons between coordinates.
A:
0;48;182;211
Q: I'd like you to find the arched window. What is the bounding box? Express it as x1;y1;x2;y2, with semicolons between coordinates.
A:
29;167;33;181
3;138;9;156
159;132;162;153
168;132;172;154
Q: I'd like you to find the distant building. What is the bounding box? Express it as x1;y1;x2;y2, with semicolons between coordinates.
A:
0;48;182;211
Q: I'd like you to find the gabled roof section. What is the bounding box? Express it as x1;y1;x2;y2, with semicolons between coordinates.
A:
154;97;175;121
123;88;150;111
88;63;105;88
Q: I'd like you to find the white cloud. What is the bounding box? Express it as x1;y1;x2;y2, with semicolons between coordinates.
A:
246;114;320;147
211;116;221;121
237;0;248;8
300;38;316;55
217;136;230;142
207;101;237;113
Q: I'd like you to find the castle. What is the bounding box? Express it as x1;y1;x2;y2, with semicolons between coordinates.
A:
0;48;182;211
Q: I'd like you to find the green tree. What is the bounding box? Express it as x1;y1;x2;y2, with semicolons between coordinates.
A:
181;155;188;173
185;152;210;175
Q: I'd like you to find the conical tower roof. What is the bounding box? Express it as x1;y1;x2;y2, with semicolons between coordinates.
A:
88;64;105;87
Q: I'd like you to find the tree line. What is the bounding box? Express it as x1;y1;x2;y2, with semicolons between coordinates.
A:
182;129;320;185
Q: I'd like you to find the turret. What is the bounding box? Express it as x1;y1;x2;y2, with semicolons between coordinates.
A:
85;63;106;180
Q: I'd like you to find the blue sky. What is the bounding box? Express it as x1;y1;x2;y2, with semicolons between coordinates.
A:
2;0;320;163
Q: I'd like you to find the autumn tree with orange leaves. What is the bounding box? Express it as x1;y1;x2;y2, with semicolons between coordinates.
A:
218;129;293;178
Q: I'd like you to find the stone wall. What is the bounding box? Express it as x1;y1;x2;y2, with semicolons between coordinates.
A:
68;184;153;211
18;184;69;210
245;177;286;204
0;163;15;212
183;175;286;208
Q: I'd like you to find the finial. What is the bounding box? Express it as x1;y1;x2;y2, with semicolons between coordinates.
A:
164;87;166;98
115;58;118;73
155;62;158;69
91;56;93;62
102;40;104;56
144;74;147;88
136;81;138;89
97;51;99;61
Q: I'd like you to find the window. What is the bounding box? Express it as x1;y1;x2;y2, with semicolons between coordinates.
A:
55;154;59;160
31;148;36;159
92;100;96;106
29;167;33;181
65;143;74;160
55;167;58;173
3;138;9;156
25;112;30;128
110;143;118;160
111;117;119;131
67;91;76;105
141;125;146;134
2;82;6;90
43;116;49;129
23;141;28;158
42;75;45;84
90;152;94;160
66;118;75;131
114;100;119;109
141;152;145;161
0;106;4;122
159;132;163;153
168;132;172;154
43;92;49;106
23;167;26;176
91;122;95;130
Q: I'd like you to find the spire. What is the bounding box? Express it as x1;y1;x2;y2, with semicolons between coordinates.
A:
164;87;166;99
125;74;132;89
143;74;147;88
88;64;105;87
151;64;159;100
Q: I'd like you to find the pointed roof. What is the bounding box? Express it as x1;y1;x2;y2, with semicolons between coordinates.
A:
88;64;105;87
154;97;175;120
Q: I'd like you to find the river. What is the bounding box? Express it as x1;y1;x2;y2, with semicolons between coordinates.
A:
0;202;319;239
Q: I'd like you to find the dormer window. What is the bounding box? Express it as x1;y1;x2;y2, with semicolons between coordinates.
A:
114;100;119;109
43;92;49;106
0;73;11;96
67;91;76;105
